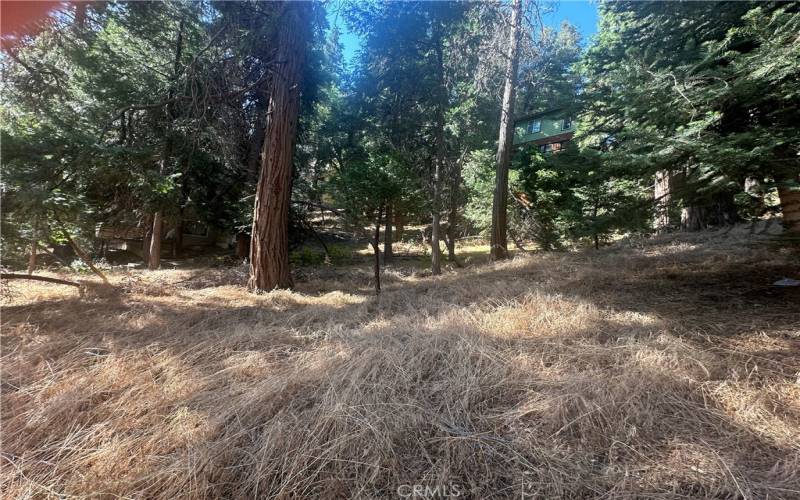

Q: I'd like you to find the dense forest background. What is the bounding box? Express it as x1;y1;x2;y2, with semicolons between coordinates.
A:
3;2;800;498
2;0;798;284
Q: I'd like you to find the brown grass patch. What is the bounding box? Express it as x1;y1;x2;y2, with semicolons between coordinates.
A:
2;231;799;498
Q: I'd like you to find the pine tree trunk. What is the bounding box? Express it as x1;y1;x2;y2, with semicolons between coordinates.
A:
777;181;800;233
172;218;183;258
148;211;163;270
431;210;442;274
236;233;250;260
446;224;456;261
372;206;383;295
446;158;462;262
430;25;447;276
654;170;672;232
384;203;393;263
446;208;456;261
395;210;405;243
27;218;38;275
681;205;706;231
142;213;153;264
490;0;521;261
148;20;184;271
593;198;600;249
248;3;308;292
27;239;37;274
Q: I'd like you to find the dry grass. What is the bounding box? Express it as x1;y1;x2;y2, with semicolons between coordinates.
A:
2;230;799;499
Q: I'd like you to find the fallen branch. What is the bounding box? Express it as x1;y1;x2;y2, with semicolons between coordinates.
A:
1;273;82;288
55;222;111;285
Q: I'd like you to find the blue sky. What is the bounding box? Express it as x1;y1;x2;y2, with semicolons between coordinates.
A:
542;0;599;45
327;1;599;66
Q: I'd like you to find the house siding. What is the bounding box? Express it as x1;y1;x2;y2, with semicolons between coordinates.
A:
513;112;575;145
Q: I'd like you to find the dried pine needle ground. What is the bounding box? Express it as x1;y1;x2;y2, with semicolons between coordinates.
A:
2;230;799;498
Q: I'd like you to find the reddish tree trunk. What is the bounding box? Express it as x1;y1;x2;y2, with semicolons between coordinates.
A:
490;0;521;261
248;3;309;291
236;233;250;261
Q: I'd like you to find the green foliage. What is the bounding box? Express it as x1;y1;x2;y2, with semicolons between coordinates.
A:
1;1;334;265
331;150;419;231
3;0;797;269
289;243;353;267
463;149;520;235
577;1;800;228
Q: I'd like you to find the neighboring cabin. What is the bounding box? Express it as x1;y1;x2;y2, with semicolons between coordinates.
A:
514;109;575;152
96;220;230;259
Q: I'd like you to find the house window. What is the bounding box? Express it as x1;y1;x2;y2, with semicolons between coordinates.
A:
538;142;566;154
527;120;541;134
562;117;572;130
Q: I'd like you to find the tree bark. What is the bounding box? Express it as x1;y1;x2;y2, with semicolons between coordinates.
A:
27;218;38;274
372;206;383;295
446;215;456;261
654;170;672;232
148;211;163;269
446;158;463;262
248;3;308;292
395;210;405;242
430;23;448;276
172;218;183;258
593;196;600;250
490;0;521;261
142;213;153;264
384;203;393;263
681;205;706;231
777;179;800;233
236;233;250;260
148;19;184;270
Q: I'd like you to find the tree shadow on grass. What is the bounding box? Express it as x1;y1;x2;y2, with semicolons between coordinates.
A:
2;239;799;497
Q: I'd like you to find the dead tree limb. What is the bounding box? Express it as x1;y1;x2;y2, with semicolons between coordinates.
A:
1;273;82;288
60;228;111;285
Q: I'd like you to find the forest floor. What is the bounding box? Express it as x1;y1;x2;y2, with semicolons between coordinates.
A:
2;226;800;499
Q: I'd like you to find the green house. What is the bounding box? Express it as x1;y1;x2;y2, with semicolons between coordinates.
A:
513;109;575;152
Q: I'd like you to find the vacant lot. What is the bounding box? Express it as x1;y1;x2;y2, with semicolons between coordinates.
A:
2;231;799;499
